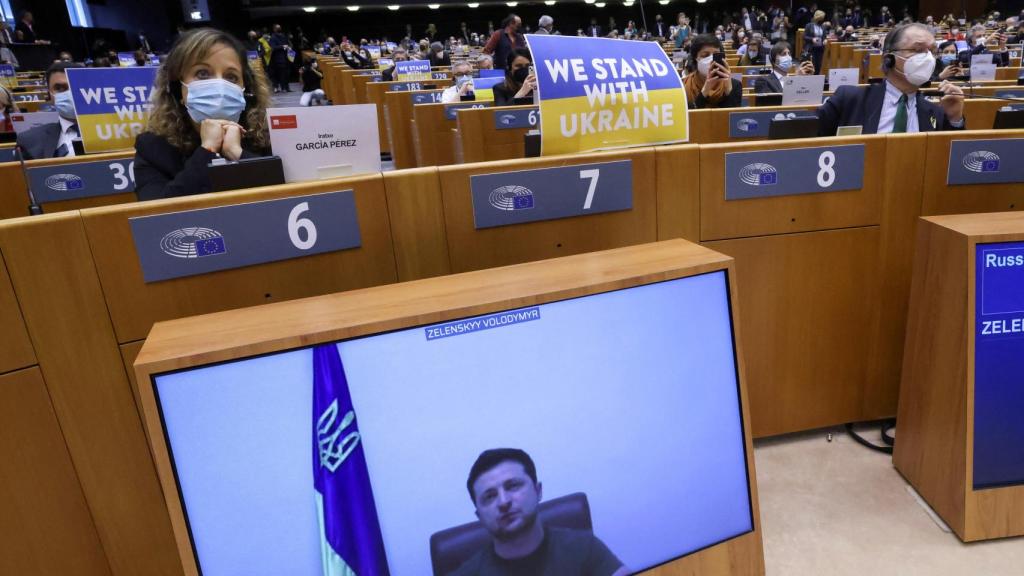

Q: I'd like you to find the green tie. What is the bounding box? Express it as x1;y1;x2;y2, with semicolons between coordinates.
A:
892;94;908;133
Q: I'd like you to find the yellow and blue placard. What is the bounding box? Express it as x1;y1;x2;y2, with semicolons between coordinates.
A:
0;64;16;90
67;67;157;153
524;35;688;156
395;60;431;81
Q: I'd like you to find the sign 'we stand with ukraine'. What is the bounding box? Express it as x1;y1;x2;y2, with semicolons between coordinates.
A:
67;67;158;153
525;35;689;156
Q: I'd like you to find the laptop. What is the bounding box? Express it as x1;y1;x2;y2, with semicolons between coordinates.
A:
768;116;820;140
992;108;1024;130
208;156;286;192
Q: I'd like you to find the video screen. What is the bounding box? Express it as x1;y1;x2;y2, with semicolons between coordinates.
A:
153;270;753;575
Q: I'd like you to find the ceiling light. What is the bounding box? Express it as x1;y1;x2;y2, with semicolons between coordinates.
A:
428;3;440;7
467;2;479;7
506;1;518;5
658;0;669;4
346;5;359;11
584;0;595;4
387;4;400;9
624;1;633;5
303;6;317;12
544;0;556;4
595;2;606;6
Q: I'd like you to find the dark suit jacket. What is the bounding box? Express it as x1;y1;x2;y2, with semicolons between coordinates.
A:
15;20;35;43
753;73;784;94
16;122;62;159
587;25;603;37
815;83;965;136
133;132;260;202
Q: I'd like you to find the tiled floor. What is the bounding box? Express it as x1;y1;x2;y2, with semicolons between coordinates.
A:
755;426;1024;575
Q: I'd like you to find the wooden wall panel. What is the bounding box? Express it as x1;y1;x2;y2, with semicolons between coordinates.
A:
654;144;701;242
382;167;451;281
700;135;885;241
0;213;183;576
705;226;881;437
438;148;659;273
0;249;35;373
82;176;399;344
0;367;112;576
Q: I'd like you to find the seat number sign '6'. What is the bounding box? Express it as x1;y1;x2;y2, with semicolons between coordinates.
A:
724;144;865;200
469;160;632;229
129;190;361;283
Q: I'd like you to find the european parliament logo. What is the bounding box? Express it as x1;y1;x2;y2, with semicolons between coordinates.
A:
489;185;535;211
159;227;227;259
739;163;778;186
44;173;84;191
963;151;1000;174
498;113;517;126
736;118;759;133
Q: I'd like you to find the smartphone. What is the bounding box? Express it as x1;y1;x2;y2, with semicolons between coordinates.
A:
712;53;726;67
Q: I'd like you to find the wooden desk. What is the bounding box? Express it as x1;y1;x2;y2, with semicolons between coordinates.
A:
455;104;535;164
384;88;446;169
896;212;1024;542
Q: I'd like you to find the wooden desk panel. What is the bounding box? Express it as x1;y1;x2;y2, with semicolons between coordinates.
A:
0;160;29;219
0;212;183;576
654;144;701;242
456;105;533;164
82;175;399;344
383;167;451;281
921;130;1024;217
707;105;818;143
439;148;659;273
699;135;885;241
412;102;464;167
0;366;112;576
0;151;136;219
384;88;451;170
0;250;34;373
705;226;881;437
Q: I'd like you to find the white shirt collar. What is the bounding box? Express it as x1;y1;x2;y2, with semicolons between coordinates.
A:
883;80;917;110
58;115;78;134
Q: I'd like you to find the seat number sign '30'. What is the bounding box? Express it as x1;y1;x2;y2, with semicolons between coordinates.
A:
129;190;361;283
724;144;865;200
469;160;632;229
27;158;136;203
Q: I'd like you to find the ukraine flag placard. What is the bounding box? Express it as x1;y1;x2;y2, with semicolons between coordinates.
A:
66;67;158;154
524;35;689;156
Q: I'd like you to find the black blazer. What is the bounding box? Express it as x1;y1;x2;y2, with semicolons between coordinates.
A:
16;122;62;159
816;83;965;136
133;132;260;202
690;79;744;109
753;73;784;94
493;81;532;107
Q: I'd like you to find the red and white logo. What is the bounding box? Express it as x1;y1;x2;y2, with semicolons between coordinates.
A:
270;115;298;130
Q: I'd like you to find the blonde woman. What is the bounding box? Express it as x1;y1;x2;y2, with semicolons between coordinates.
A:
134;28;271;201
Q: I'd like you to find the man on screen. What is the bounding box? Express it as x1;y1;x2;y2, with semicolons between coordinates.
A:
450;448;629;576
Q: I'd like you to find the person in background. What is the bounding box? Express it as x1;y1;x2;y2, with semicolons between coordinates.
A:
876;6;895;27
493;48;535;106
299;55;325;106
587;18;602;38
754;41;814;93
536;15;555;35
382;49;408;81
968;25;1010;67
739;36;766;66
684;34;742;109
653;14;669;39
441;60;475;103
15;11;38;43
0;21;14;45
244;30;260;53
673;13;691;49
0;86;15;133
476;54;494;70
56;51;73;62
134;28;271;201
133;50;147;67
933;41;963;81
17;62;81;159
804;10;827;74
428;41;451;67
137;30;152;53
483;14;525;72
269;24;292;93
624;20;638;39
340;40;372;69
815;23;964;136
836;26;858;43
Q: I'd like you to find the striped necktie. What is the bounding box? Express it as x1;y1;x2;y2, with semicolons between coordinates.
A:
892;94;908;133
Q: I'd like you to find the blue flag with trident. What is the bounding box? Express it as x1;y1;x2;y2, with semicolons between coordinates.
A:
313;344;390;576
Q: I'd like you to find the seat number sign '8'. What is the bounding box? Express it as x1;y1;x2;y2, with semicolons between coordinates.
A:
723;144;865;201
469;160;632;229
129;190;362;283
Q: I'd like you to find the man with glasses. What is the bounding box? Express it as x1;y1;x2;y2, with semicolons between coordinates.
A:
816;22;965;136
442;61;476;103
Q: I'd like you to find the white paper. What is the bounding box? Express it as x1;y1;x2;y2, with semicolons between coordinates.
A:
266;104;381;183
10;111;59;134
971;63;997;82
828;68;860;90
782;74;825;105
970;53;994;67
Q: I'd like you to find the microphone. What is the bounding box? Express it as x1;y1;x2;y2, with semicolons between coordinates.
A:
15;144;42;216
919;90;1024;102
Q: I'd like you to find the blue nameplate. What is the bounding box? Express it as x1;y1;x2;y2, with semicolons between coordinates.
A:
15;93;42;101
431;72;449;80
444;101;490;120
130;190;361;283
946;139;1024;186
995;89;1024;98
410;91;444;104
974;241;1024;488
425;307;540;340
27;158;136;203
388;81;426;91
728;110;816;138
470;160;632;229
0;148;18;162
493;107;539;130
724;144;865;200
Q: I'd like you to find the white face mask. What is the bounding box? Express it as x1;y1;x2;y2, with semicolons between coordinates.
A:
697;55;713;77
897;51;936;86
776;55;793;72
